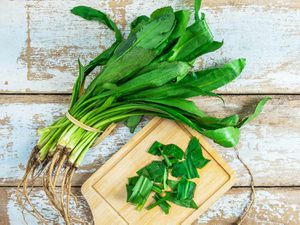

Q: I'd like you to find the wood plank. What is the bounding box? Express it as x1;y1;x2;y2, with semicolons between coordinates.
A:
1;187;299;225
0;0;299;94
0;95;299;187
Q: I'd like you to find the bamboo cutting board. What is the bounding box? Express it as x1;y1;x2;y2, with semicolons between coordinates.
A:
82;118;235;225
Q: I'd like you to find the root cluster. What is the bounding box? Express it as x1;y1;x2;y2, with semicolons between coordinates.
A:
17;146;86;225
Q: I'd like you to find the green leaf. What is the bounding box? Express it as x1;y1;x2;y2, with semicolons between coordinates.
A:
167;180;179;190
86;8;176;94
137;161;167;183
184;58;246;91
192;114;240;130
125;115;142;133
127;175;153;210
162;144;185;160
203;126;240;147
194;0;202;21
238;97;271;128
71;6;122;41
146;193;170;214
124;83;220;102
148;141;164;156
130;15;150;30
105;61;191;97
152;184;163;194
153;194;171;214
176;178;196;200
169;10;191;41
84;41;120;74
167;193;198;209
137;7;176;51
186;137;210;169
141;98;207;118
168;13;218;62
183;40;223;62
70;59;86;107
172;159;199;179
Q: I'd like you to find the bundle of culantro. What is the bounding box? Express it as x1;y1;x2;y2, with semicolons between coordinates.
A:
17;0;269;224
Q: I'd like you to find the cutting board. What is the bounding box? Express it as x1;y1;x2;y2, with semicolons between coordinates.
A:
82;118;235;225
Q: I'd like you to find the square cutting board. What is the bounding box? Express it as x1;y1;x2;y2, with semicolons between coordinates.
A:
82;117;235;225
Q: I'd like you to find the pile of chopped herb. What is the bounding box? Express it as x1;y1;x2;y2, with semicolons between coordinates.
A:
127;137;210;213
17;0;270;224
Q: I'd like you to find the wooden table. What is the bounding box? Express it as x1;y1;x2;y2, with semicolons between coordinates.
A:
0;0;299;224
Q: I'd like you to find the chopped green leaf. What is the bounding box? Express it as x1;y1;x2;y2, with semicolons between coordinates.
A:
186;137;210;169
137;161;167;183
176;178;196;200
168;193;198;209
171;159;199;179
127;175;153;210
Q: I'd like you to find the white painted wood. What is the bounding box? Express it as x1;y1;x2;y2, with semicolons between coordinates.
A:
0;95;299;186
0;0;299;93
1;187;299;225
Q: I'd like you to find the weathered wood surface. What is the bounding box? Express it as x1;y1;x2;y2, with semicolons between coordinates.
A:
0;187;299;225
0;95;299;187
0;0;299;94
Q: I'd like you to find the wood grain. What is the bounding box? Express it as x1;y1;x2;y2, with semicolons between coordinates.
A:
0;95;299;187
0;0;299;94
0;187;299;225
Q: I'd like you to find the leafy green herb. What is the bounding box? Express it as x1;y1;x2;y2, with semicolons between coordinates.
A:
20;0;270;222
